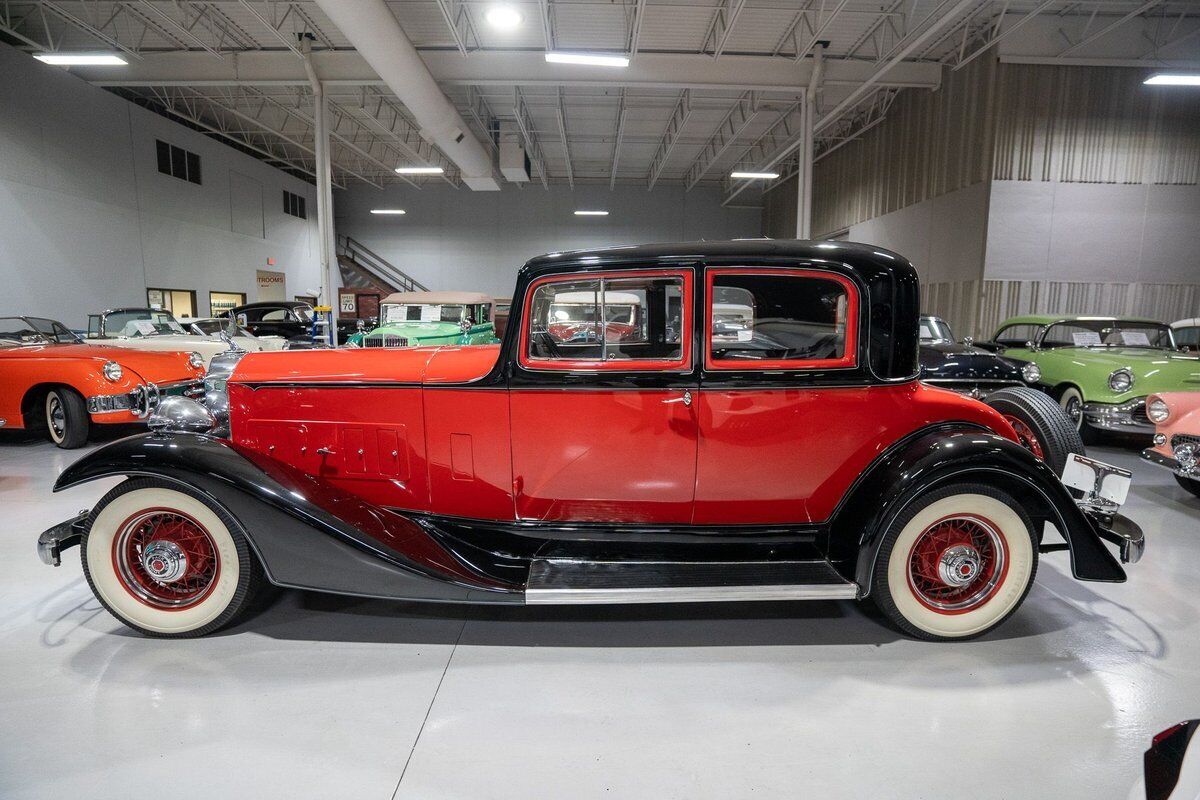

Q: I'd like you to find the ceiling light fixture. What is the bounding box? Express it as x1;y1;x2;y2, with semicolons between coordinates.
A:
545;52;630;68
730;171;780;180
370;209;406;215
1144;73;1200;86
395;166;444;175
485;5;523;30
574;210;609;216
34;52;127;66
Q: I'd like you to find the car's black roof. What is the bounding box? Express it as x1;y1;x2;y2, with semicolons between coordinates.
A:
519;239;912;279
230;301;311;311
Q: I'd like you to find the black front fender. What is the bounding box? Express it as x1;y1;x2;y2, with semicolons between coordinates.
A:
55;433;519;603
827;425;1127;594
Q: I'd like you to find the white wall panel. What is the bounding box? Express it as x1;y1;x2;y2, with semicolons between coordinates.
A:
334;183;759;297
0;44;321;323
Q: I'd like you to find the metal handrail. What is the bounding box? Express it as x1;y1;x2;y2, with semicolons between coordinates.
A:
336;235;428;292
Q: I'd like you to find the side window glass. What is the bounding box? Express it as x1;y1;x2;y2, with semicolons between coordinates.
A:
708;272;854;368
525;274;688;366
87;316;101;338
1177;327;1199;349
261;309;288;321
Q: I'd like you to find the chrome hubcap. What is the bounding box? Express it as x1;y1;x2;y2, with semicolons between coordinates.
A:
48;396;64;436
937;544;982;587
140;540;189;583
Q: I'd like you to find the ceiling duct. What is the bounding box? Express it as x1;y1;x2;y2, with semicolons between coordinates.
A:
313;0;500;190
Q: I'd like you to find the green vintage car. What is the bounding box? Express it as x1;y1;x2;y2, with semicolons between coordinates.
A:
347;291;499;348
985;315;1200;441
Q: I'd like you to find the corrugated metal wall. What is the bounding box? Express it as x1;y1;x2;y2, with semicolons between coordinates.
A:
809;56;996;238
977;279;1200;338
993;64;1200;185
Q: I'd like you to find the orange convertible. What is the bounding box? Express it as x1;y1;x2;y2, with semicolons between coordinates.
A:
0;316;205;448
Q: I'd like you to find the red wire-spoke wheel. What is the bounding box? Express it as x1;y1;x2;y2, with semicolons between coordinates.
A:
111;508;221;610
906;514;1009;614
1003;414;1045;460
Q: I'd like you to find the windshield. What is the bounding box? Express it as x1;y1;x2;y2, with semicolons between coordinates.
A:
919;317;955;343
1041;320;1175;350
381;304;466;325
0;317;79;346
105;309;185;337
191;319;254;338
293;305;314;324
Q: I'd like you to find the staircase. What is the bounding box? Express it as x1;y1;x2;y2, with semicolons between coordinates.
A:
336;235;428;295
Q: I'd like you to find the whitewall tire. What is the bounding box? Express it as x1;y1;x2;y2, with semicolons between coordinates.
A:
81;479;263;637
872;484;1038;641
1058;386;1099;444
45;388;89;449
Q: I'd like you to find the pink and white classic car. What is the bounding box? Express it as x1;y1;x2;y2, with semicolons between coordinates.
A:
1143;392;1200;498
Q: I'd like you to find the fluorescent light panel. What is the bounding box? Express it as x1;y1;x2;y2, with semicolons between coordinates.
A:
1144;74;1200;86
395;166;444;174
35;52;127;65
485;6;523;29
574;210;609;216
370;209;406;215
545;52;630;68
730;171;780;180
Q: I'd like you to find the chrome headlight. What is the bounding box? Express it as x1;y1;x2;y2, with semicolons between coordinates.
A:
1021;362;1041;384
1108;368;1134;393
1147;397;1170;424
102;361;123;382
188;351;205;370
147;396;216;434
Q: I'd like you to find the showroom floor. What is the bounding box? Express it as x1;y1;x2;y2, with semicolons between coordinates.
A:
1;432;1196;799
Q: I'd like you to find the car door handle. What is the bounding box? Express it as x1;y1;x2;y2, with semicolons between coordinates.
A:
662;390;692;407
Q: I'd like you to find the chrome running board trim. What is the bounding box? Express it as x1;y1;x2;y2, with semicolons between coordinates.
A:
525;558;859;604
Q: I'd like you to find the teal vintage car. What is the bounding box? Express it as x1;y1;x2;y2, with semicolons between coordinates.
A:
984;315;1200;441
347;291;499;348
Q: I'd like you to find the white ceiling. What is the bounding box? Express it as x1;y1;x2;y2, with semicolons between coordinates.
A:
3;0;1198;204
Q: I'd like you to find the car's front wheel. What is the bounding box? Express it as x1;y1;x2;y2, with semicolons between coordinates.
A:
45;387;89;449
1176;475;1200;499
81;479;264;637
871;483;1038;641
1058;386;1100;445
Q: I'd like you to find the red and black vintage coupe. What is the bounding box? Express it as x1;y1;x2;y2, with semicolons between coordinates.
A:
38;241;1144;641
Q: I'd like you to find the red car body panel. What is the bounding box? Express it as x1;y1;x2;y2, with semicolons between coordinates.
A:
229;346;1019;526
0;343;203;428
694;383;1017;524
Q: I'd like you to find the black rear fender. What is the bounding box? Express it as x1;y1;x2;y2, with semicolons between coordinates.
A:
826;424;1126;594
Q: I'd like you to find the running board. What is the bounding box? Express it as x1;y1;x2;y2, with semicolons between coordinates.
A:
525;559;859;604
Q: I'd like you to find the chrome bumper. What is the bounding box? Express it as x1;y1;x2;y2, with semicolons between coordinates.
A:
1082;399;1153;434
37;511;88;566
1142;448;1198;478
1087;511;1144;564
86;380;203;418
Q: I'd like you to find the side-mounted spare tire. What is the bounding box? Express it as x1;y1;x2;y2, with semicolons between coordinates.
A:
985;386;1086;475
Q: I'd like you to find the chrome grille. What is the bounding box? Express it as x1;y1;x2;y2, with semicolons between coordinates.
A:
1172;434;1200;449
363;334;408;348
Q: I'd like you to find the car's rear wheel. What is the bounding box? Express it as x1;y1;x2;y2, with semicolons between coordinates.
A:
871;483;1038;641
985;387;1085;474
45;388;89;449
81;479;264;637
1058;386;1100;445
1176;475;1200;499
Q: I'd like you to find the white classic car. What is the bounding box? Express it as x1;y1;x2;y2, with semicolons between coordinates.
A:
85;308;275;367
177;317;289;352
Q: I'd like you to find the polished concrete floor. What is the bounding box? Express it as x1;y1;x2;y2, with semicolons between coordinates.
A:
2;429;1198;799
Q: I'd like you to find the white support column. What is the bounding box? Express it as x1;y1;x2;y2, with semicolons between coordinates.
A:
796;43;824;240
304;44;340;346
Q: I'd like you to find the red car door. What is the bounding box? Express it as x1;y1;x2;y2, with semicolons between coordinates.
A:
693;267;863;525
508;268;698;523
